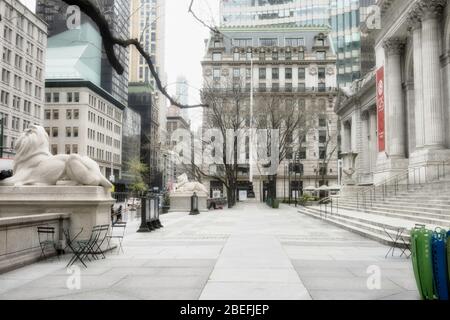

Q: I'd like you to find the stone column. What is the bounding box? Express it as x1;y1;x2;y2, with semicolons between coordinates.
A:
369;109;378;174
419;0;446;148
383;38;406;158
407;14;425;149
361;112;370;175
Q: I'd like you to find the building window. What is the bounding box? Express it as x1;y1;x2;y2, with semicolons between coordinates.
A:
272;68;279;80
259;68;266;80
233;51;239;61
66;110;72;120
318;67;326;80
319;130;327;143
319;147;326;160
67;92;73;103
51;145;58;155
52;127;58;137
66;127;72;137
233;68;240;79
285;68;292;80
72;145;78;154
259;51;265;61
212;52;222;61
213;68;221;81
285;38;305;47
45;92;51;103
65;145;71;155
298;68;306;80
316;51;326;60
299;51;305;60
53;110;59;120
319;116;327;127
298;83;306;92
74;109;79;120
53;93;59;103
318;83;326;92
259;38;277;47
285;51;292;60
45;109;51;120
44;127;50;136
272;51;278;60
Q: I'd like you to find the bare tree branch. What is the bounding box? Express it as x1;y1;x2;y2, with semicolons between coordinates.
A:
62;0;207;109
188;0;220;35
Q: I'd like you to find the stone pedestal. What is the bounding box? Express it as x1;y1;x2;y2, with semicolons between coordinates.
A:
409;148;450;182
0;186;114;240
169;192;208;213
374;155;409;185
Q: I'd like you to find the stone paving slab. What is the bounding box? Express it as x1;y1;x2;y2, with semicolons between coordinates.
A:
0;202;418;300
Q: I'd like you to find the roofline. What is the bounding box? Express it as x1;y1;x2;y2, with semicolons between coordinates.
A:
45;79;126;110
218;25;332;33
14;0;49;33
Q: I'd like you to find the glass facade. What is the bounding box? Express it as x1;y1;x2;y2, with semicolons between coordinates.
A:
36;0;130;105
220;0;376;87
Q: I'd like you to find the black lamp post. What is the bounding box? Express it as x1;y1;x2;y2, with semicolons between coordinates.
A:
190;192;200;215
137;193;151;233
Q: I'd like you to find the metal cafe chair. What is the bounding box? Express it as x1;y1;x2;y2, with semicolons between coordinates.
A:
88;225;110;260
107;222;127;254
37;226;59;260
64;226;102;268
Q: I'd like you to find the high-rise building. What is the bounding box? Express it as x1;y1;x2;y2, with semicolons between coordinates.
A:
129;0;167;188
0;0;47;158
201;26;339;200
36;0;130;106
219;0;376;87
44;23;125;181
175;75;189;122
128;82;161;189
129;0;167;135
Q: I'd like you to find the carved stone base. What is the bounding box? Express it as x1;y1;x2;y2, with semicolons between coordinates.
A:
0;186;114;240
374;156;409;185
169;192;208;213
409;148;450;182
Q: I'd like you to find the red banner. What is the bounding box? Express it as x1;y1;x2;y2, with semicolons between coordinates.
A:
376;67;385;152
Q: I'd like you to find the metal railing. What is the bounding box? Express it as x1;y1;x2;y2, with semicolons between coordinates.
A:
356;161;450;211
319;196;339;220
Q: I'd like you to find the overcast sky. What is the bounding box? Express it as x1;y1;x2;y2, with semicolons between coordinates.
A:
20;0;220;129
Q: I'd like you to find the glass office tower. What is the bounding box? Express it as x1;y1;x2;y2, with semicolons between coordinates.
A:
220;0;376;87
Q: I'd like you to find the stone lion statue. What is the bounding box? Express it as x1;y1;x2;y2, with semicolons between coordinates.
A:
0;125;112;188
174;173;208;195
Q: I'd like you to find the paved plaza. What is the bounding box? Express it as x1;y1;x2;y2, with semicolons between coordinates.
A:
0;203;419;300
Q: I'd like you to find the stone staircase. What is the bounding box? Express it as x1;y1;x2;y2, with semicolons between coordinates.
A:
298;180;450;247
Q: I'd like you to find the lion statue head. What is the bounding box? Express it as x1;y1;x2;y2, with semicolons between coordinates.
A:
13;125;51;172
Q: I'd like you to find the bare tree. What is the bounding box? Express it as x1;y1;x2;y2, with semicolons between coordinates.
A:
61;0;207;109
254;95;315;200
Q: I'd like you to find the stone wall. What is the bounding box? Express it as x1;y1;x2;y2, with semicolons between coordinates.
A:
0;213;70;274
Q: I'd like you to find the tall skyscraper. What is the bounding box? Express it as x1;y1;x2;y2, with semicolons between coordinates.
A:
219;0;375;87
36;0;130;106
129;0;167;138
175;75;189;122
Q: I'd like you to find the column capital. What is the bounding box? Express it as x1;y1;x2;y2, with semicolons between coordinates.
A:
416;0;447;21
383;38;406;56
406;8;422;31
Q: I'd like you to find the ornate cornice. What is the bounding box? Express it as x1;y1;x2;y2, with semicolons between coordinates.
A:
414;0;447;21
406;7;422;31
383;38;406;55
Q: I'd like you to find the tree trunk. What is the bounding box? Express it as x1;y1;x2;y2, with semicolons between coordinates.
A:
227;186;234;208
